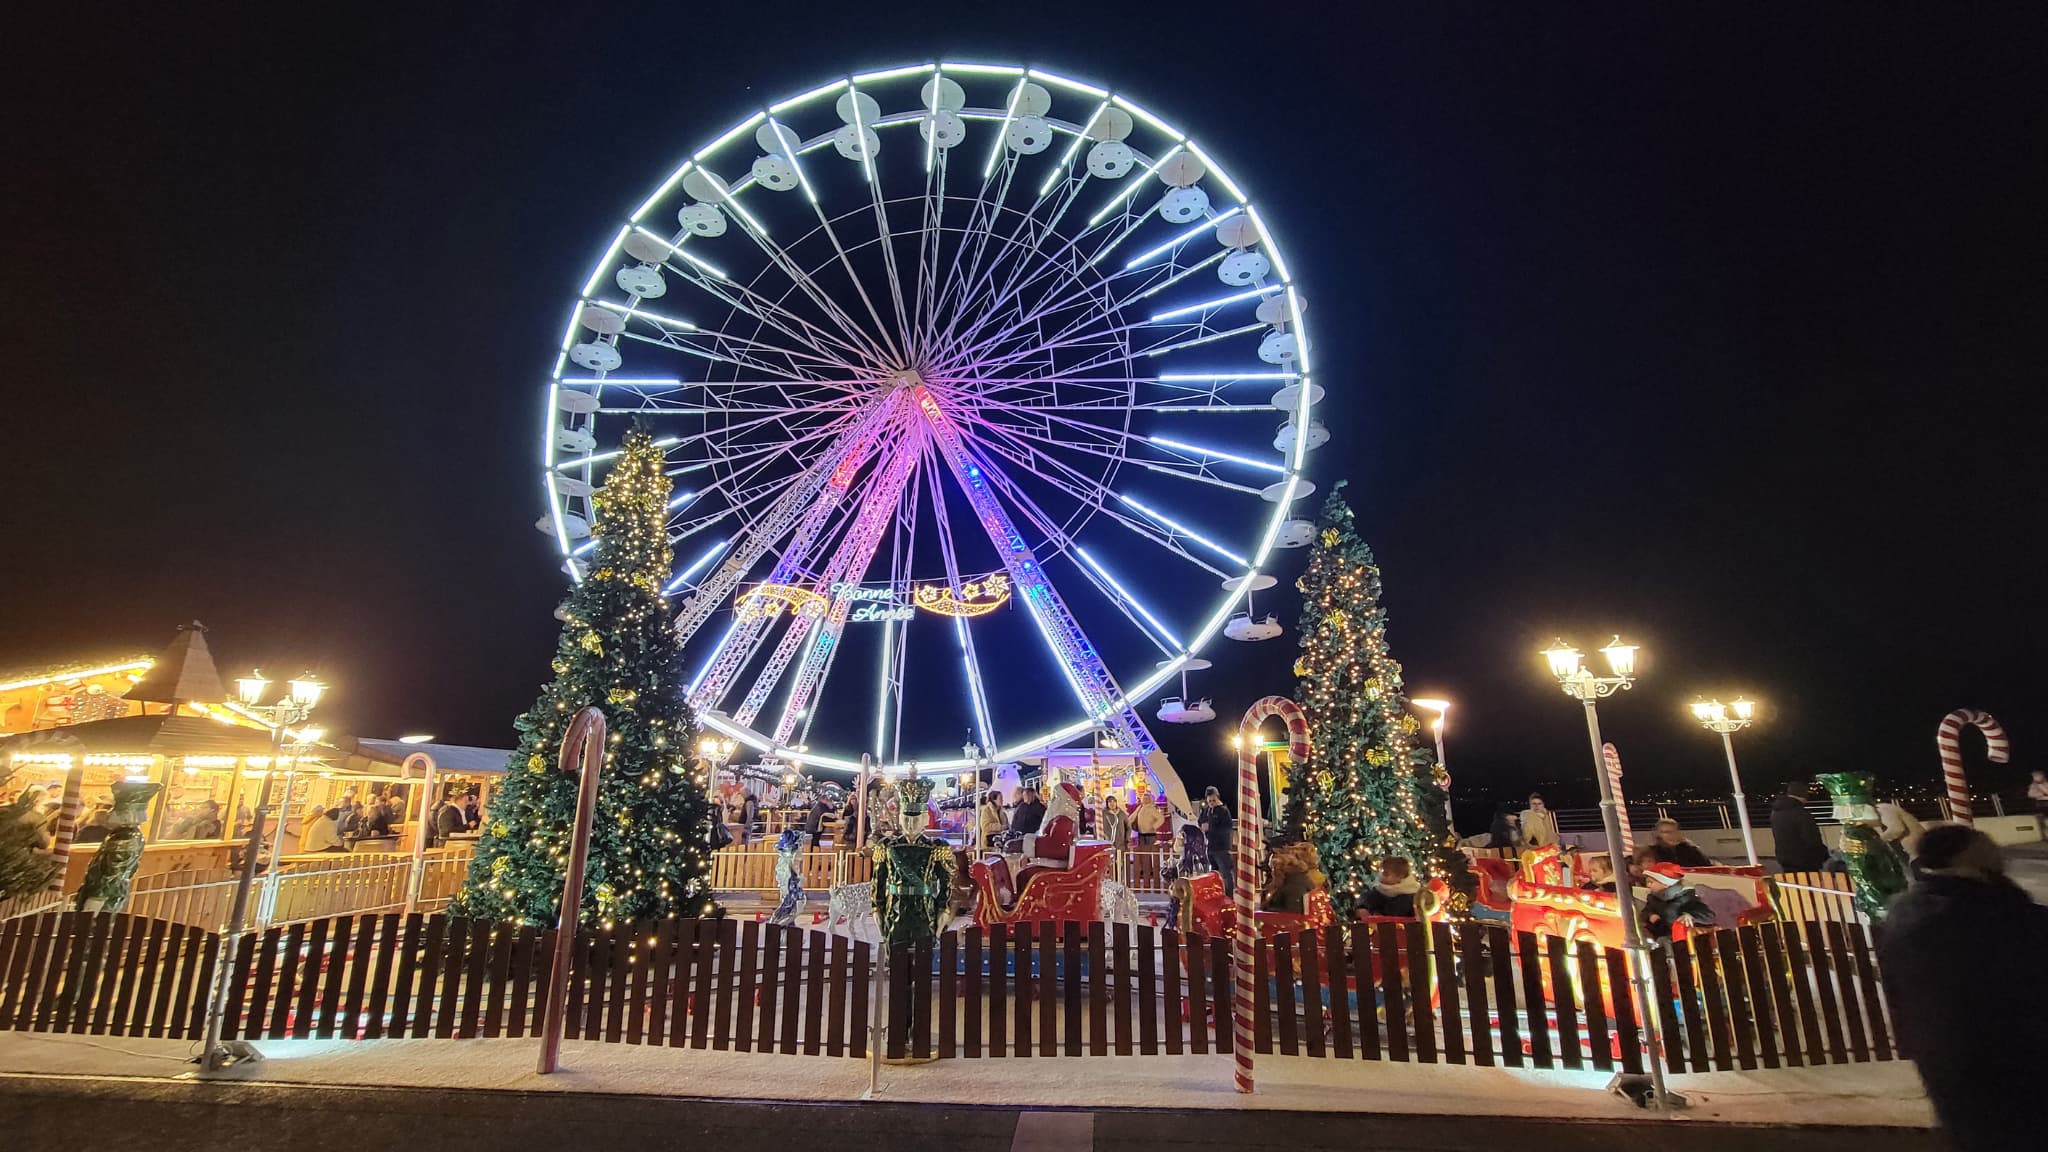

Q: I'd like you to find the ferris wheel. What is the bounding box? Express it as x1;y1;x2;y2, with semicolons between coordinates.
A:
538;62;1325;802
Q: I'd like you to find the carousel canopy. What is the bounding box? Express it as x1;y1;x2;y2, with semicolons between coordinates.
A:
122;622;227;706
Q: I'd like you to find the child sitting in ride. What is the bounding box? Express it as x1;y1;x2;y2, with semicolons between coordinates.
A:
1362;856;1422;918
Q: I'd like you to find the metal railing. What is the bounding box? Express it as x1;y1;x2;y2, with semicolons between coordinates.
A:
2;846;475;930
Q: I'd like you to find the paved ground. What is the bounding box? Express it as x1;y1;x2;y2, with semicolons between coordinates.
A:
0;1073;1943;1151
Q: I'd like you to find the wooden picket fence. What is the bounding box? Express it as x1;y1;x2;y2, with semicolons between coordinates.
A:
0;910;1894;1074
0;913;218;1039
1767;871;1863;927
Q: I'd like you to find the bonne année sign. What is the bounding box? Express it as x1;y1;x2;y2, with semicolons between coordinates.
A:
735;573;1011;624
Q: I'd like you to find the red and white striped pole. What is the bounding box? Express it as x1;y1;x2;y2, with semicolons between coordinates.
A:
1601;743;1634;858
46;762;86;893
1936;709;2008;827
1232;696;1311;1094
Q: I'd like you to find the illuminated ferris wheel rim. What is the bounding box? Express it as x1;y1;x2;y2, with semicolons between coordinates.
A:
539;61;1322;777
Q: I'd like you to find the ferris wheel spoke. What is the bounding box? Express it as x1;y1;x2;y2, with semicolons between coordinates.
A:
966;417;1265;496
845;80;917;362
650;243;890;374
715;189;900;370
615;325;844;387
926;151;1101;367
967;423;1230;580
964;447;1178;660
929;194;1165;369
957;242;1227;372
590;292;867;377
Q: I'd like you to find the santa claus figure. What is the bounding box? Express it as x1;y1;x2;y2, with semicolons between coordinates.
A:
977;780;1087;911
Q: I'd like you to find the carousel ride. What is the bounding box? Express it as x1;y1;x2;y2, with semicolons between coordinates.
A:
537;61;1332;941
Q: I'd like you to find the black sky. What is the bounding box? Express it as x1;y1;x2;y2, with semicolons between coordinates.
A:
5;3;2043;814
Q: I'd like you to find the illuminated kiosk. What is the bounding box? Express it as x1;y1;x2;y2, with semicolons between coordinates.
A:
534;61;1325;822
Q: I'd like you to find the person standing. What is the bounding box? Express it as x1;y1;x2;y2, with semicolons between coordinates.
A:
975;791;1006;851
1133;797;1166;844
739;790;760;847
1009;785;1046;836
1199;787;1235;895
1518;793;1558;851
1771;781;1829;872
1645;819;1713;868
1879;825;2048;1150
802;792;829;847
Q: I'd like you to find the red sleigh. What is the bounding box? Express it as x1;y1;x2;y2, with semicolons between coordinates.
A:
971;841;1111;925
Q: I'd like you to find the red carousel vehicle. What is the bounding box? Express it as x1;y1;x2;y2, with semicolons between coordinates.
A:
970;782;1115;925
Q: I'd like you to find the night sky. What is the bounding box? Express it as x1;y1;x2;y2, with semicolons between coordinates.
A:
6;4;2043;818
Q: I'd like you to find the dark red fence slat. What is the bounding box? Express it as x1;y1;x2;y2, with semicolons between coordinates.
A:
1488;926;1521;1067
1459;926;1492;1066
315;915;354;1040
827;930;851;1057
1405;922;1437;1064
1432;925;1462;1064
1272;934;1297;1056
1645;940;1685;1073
1298;929;1326;1058
1064;922;1084;1057
1515;931;1549;1068
911;937;933;1062
1546;935;1581;1070
805;928;827;1056
849;938;870;1059
986;923;1006;1057
1576;940;1611;1072
937;931;957;1059
1037;923;1057;1057
1162;928;1185;1056
1604;944;1644;1075
1378;923;1407;1061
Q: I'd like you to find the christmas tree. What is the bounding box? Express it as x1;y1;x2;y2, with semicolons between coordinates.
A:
451;423;718;928
0;792;60;902
1294;484;1474;918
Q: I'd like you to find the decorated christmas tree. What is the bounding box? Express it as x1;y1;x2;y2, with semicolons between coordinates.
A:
451;424;717;928
0;791;60;902
1294;484;1474;917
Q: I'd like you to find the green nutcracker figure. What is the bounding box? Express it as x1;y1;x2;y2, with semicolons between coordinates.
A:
75;780;163;913
1816;772;1908;923
870;776;956;951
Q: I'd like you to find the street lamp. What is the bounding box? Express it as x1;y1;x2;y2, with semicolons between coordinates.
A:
1691;697;1761;867
1411;698;1453;828
698;734;736;851
201;669;324;1071
1541;636;1677;1108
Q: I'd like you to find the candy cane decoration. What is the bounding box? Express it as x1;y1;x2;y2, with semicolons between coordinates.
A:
1232;695;1310;1094
1602;743;1635;857
537;705;607;1075
1936;709;2008;828
45;763;86;893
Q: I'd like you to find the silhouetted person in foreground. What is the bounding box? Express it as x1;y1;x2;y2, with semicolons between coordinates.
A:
1879;824;2048;1150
